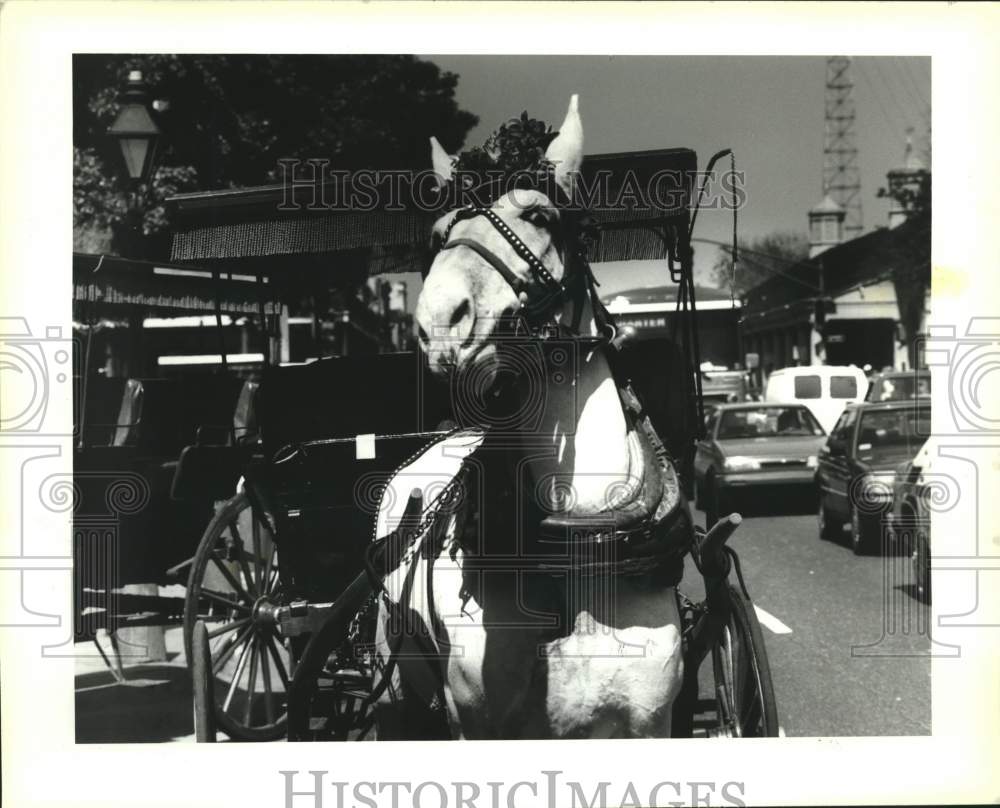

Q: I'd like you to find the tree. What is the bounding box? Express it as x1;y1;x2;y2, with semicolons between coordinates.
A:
710;231;810;296
74;55;479;258
879;170;931;368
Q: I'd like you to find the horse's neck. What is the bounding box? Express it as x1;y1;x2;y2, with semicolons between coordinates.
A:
518;291;635;514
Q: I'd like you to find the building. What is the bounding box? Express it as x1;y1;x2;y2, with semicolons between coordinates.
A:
740;145;930;378
602;280;741;369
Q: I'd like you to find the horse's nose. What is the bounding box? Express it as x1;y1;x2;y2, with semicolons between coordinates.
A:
416;284;475;352
448;297;472;334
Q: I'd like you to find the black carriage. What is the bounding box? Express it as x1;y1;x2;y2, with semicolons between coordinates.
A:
72;252;279;678
164;146;777;741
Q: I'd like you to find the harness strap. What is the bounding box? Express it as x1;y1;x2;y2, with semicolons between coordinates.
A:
440;205;569;316
441;238;528;297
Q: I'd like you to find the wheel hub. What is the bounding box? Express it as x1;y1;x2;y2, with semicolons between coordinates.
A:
252;596;279;630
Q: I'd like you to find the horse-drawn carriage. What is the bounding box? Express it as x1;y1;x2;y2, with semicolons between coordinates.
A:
72;253;281;675
91;97;778;741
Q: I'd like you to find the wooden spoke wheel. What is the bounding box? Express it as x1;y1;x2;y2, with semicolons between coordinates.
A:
184;491;290;741
288;582;379;742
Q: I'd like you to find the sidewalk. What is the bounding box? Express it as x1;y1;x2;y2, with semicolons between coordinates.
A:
74;625;200;743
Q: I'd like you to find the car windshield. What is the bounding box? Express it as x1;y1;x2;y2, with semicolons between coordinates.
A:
867;374;932;402
717;406;824;439
856;407;930;460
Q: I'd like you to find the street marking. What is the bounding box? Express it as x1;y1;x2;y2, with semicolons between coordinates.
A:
754;605;793;635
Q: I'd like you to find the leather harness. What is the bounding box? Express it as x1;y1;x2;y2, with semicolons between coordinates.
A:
405;189;692;580
365;192;694;723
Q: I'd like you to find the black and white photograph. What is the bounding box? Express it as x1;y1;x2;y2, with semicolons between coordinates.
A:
1;3;998;807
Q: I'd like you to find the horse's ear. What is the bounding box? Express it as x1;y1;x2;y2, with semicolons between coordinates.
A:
545;94;584;197
430;136;455;188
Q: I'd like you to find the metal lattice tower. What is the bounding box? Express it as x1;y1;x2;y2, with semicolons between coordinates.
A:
823;56;863;236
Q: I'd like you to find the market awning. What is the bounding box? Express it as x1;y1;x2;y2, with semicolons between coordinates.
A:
73;253;282;317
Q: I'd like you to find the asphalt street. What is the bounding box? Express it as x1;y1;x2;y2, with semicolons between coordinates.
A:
75;497;932;741
687;493;931;737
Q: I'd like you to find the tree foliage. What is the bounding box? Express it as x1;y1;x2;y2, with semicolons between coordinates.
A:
880;170;931;366
73;54;478;257
710;231;810;296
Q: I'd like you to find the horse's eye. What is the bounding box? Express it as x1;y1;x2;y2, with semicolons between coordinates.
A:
524;208;550;228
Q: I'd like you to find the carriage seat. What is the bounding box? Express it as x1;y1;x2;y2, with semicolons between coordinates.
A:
193;379;260;446
111;378;144;448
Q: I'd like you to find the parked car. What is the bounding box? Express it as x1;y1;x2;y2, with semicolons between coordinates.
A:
865;369;931;402
765;365;868;434
694;402;827;525
887;437;935;600
815;400;931;555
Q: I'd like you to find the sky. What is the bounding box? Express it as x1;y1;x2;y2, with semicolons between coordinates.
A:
428;55;930;295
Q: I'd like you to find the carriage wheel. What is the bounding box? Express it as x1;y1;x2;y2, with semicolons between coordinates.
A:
191;620;216;742
287;576;378;742
183;491;289;741
710;583;779;737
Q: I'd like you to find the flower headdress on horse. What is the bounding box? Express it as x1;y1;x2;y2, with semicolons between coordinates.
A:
426;97;603;330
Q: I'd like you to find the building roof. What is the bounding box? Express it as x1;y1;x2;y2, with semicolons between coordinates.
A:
741;216;928;330
809;194;844;215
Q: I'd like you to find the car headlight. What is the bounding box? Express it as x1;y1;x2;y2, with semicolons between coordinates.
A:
862;472;895;500
806;455;818;469
724;456;761;472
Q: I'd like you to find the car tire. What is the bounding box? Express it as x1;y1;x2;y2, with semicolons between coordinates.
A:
850;505;877;556
912;522;931;602
818;498;837;541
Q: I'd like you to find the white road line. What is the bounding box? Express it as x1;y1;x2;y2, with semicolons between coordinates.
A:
754;605;793;635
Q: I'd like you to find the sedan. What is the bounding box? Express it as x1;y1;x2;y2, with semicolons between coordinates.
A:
694;403;827;526
888;437;934;600
815;400;930;555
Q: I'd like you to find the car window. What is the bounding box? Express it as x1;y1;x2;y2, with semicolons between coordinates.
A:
705;409;720;437
793;375;821;399
830;407;857;445
717;406;824;439
830;375;858;399
868;374;932;402
856;407;929;461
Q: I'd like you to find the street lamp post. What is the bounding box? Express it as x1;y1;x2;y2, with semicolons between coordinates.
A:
108;69;160;184
107;69;161;257
104;68;169;662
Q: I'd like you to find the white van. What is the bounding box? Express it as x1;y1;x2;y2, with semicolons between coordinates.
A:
764;365;868;433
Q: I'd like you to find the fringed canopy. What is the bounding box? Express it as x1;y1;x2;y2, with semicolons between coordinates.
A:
167;148;697;274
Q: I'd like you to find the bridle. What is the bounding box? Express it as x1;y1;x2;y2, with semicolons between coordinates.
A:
439;205;570;317
429;198;614;342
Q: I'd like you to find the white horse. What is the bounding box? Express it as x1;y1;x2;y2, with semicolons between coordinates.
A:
373;96;686;739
